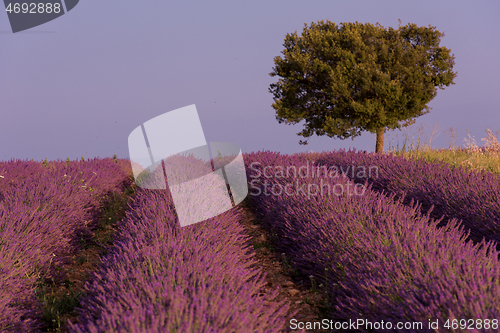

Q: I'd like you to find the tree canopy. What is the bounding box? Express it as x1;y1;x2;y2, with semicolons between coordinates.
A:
269;20;457;152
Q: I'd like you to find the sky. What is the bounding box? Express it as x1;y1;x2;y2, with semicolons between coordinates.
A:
1;0;499;162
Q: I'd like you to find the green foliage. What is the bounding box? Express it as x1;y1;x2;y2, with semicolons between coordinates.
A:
269;20;457;147
36;283;81;331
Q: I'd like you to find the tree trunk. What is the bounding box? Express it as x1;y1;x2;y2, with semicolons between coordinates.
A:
375;128;385;153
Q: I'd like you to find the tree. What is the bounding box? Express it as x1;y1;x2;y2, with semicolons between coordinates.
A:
269;20;457;153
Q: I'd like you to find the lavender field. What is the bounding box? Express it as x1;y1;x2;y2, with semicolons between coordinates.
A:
245;150;500;332
0;157;133;332
1;151;500;332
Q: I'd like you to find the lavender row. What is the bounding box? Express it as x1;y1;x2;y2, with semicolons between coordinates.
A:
244;151;500;332
69;155;291;333
0;158;132;332
294;149;500;248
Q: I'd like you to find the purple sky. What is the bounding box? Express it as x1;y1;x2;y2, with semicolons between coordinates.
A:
1;0;499;161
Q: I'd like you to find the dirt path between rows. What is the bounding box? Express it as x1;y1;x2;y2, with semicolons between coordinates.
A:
238;199;330;333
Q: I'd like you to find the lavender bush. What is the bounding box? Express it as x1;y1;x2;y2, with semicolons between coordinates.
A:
0;158;132;332
69;155;291;333
294;149;500;248
244;151;500;332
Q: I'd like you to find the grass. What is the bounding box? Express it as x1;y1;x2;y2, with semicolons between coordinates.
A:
36;284;82;332
385;125;500;176
402;148;500;176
